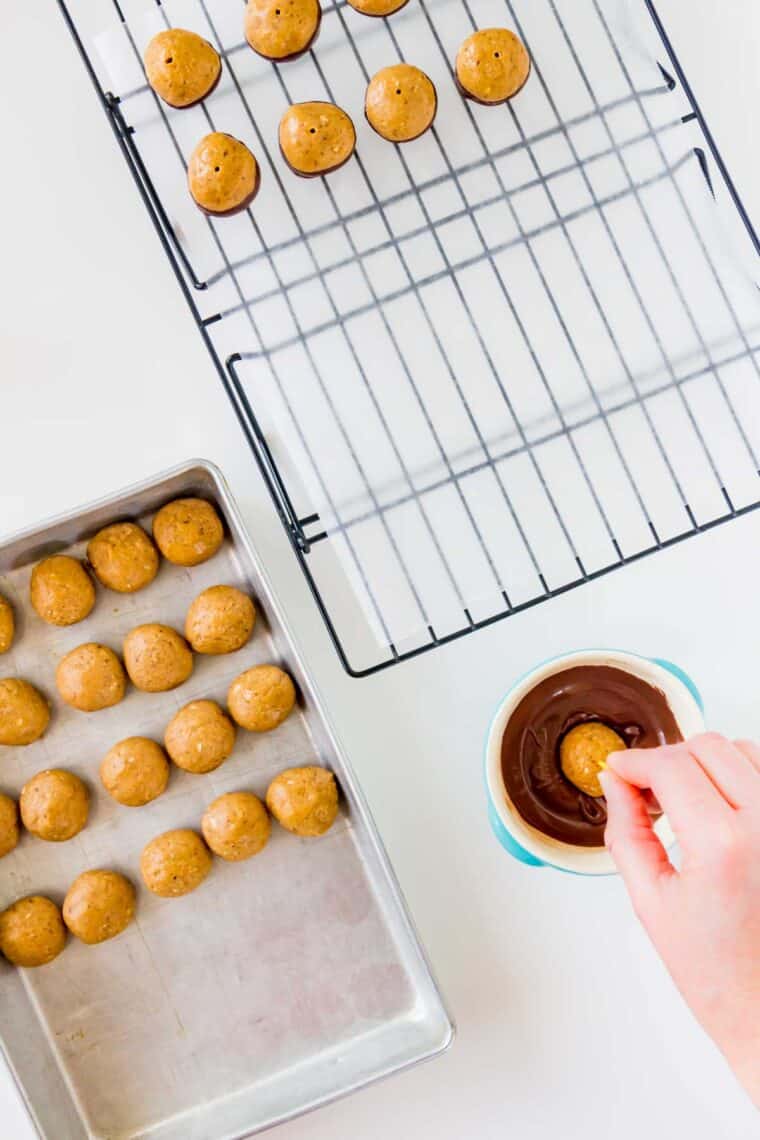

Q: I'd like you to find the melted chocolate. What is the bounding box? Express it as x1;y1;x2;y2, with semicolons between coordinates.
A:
500;665;682;847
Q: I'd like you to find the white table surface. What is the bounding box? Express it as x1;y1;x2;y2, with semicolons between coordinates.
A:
2;2;759;1137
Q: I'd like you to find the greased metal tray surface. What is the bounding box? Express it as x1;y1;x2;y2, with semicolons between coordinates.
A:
0;460;452;1140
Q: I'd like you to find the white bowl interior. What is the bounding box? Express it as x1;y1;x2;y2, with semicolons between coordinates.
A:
485;650;705;875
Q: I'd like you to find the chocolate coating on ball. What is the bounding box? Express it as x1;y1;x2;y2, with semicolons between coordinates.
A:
0;679;50;745
244;0;321;61
123;624;193;693
144;27;221;109
63;870;136;945
100;737;170;807
20;769;89;842
30;555;95;627
347;0;409;15
164;700;236;774
279;102;356;177
153;498;224;566
0;896;66;968
455;28;531;105
187;134;260;217
185;585;256;655
227;664;295;732
202;791;271;861
140;829;212;897
87;522;159;593
56;643;126;712
559;722;625;799
365;64;437;142
266;765;338;836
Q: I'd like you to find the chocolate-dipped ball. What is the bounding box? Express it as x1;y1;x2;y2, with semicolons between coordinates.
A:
244;0;321;61
266;765;338;836
56;643;126;712
20;769;89;842
365;64;437;142
185;585;255;655
123;624;193;693
347;0;408;15
560;722;626;799
30;555;95;627
0;594;14;654
63;870;136;945
279;102;356;177
144;27;221;109
152;498;224;565
87;522;159;593
455;28;531;105
140;829;212;897
227;664;295;732
0;896;66;968
0;679;50;745
187;134;260;217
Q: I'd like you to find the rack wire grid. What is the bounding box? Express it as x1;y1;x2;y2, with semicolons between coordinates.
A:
61;0;760;676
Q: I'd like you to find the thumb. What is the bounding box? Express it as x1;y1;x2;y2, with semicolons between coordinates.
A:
601;768;675;920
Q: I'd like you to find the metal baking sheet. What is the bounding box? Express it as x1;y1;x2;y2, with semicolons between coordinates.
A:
0;460;452;1140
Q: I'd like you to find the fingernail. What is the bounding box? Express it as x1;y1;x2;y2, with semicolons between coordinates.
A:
598;769;611;794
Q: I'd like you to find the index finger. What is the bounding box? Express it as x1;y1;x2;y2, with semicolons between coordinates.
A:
606;742;729;852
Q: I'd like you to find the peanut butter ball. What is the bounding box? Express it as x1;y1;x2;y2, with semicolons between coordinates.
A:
30;555;95;627
455;28;531;105
0;594;14;654
187;134;260;217
244;0;321;61
100;737;170;807
56;643;126;712
0;896;66;968
185;585;256;655
87;522;159;593
266;765;338;836
560;722;626;798
227;664;296;732
201;791;271;861
0;679;50;745
63;870;136;945
144;27;221;109
0;793;20;858
347;0;408;14
152;498;224;566
140;829;212;897
365;64;437;143
164;699;236;774
279;102;356;177
123;623;193;692
20;769;89;842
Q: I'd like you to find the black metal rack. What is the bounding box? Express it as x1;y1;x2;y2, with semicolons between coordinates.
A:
59;0;760;675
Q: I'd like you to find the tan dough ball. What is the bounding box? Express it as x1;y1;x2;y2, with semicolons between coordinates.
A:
164;700;236;774
87;522;159;594
227;664;295;732
30;555;95;627
153;498;224;565
0;594;14;654
20;769;89;842
279;102;356;177
143;27;221;109
455;28;531;105
187;134;260;217
0;679;50;746
123;624;193;693
185;585;256;655
63;870;136;945
201;791;271;861
560;722;626;798
56;643;126;712
266;765;338;836
0;793;20;858
244;0;321;61
365;64;437;143
0;896;66;968
347;0;408;14
100;737;170;807
140;829;212;897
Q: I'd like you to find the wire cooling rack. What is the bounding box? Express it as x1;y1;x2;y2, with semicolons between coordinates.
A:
60;0;760;675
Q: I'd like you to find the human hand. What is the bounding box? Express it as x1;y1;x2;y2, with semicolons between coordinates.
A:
600;733;760;1107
